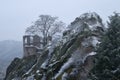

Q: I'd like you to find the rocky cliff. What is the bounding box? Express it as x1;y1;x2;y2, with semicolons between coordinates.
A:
5;12;105;80
0;40;22;80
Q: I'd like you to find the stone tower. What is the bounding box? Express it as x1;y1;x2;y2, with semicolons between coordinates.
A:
23;35;42;57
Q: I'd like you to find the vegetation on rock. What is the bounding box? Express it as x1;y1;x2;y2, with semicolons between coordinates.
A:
89;13;120;80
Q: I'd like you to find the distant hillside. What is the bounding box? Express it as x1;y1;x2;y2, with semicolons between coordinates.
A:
0;40;23;79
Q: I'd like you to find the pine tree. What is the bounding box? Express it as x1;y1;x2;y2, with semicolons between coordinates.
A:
89;13;120;80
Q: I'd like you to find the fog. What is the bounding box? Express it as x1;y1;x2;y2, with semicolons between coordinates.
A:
0;0;119;41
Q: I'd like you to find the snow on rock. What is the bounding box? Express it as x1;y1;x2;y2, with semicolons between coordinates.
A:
26;75;34;80
62;72;68;80
71;50;83;66
54;58;73;79
81;37;91;47
81;36;100;48
82;52;96;63
54;50;83;79
91;36;100;47
36;70;40;73
40;59;49;69
111;68;120;74
89;22;103;31
5;12;105;80
54;50;96;79
41;40;56;69
49;61;60;67
79;12;100;21
23;64;36;76
67;12;104;35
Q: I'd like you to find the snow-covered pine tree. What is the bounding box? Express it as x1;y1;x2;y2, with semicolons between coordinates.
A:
89;13;120;80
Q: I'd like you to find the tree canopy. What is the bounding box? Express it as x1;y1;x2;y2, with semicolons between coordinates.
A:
26;15;65;46
89;13;120;80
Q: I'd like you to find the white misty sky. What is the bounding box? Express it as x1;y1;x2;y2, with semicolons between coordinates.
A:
0;0;119;41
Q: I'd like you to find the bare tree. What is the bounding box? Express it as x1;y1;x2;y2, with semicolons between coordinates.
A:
26;15;65;46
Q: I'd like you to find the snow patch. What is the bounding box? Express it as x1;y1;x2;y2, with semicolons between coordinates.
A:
88;52;97;56
23;64;36;76
82;52;96;63
62;72;68;80
82;36;100;48
36;70;40;73
41;59;49;69
91;36;100;47
54;58;73;79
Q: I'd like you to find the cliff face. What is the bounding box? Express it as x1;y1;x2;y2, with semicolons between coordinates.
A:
5;12;105;80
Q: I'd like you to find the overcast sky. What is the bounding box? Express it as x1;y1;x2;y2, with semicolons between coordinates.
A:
0;0;119;41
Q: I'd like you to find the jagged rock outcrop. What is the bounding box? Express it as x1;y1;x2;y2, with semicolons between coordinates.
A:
5;55;37;80
5;12;105;80
0;40;22;80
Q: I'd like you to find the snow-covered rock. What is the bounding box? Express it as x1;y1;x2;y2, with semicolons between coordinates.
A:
5;12;105;80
